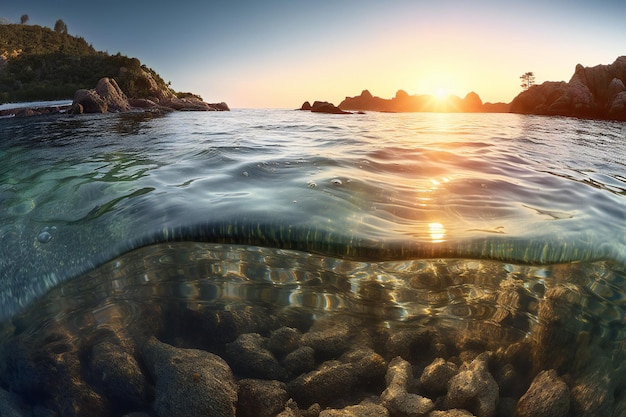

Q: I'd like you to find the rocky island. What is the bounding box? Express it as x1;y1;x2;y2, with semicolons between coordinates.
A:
510;56;626;121
299;91;510;115
339;89;511;113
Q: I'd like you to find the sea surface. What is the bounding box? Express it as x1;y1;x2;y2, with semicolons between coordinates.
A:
1;109;626;372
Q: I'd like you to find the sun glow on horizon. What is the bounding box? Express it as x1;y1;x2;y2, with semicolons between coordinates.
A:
434;87;449;101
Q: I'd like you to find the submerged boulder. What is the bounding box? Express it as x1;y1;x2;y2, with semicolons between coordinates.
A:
141;337;237;417
516;369;570;417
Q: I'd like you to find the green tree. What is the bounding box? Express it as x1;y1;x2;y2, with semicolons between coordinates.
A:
54;19;68;34
520;72;535;91
20;14;29;24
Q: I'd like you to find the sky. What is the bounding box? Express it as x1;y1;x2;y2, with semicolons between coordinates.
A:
2;1;626;108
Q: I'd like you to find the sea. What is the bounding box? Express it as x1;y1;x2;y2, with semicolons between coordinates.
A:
1;108;626;414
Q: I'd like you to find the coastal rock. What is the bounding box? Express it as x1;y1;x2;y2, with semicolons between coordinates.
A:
511;56;626;120
70;78;130;114
237;379;289;417
310;100;352;114
299;101;312;110
444;354;498;417
516;369;570;417
72;88;107;113
141;337;237;417
70;76;229;114
95;77;131;112
381;356;434;417
211;101;230;111
461;91;483;112
608;91;626;118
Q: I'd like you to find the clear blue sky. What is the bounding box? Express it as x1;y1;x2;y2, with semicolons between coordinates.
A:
3;1;625;108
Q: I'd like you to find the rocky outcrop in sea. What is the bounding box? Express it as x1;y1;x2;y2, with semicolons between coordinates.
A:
71;76;229;115
337;90;510;113
298;100;352;114
510;56;626;121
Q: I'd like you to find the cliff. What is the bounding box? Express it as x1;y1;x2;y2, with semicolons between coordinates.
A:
510;56;626;121
338;90;509;113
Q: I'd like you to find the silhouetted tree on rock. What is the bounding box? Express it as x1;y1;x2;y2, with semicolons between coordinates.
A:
520;72;535;91
20;14;29;24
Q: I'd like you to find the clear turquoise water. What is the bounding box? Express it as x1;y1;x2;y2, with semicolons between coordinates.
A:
0;109;625;339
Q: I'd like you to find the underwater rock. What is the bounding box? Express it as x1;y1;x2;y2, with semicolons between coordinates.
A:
419;358;459;396
237;379;289;417
516;369;570;417
288;360;357;408
319;402;390;417
429;410;475;417
225;332;288;380
141;337;237;417
532;285;583;373
301;315;357;358
282;346;316;377
444;354;498;417
160;303;274;349
87;340;150;410
383;328;443;366
340;347;387;383
570;353;615;417
0;387;30;417
381;356;434;417
268;326;303;356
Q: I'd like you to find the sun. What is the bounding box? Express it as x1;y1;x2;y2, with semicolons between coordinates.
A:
434;87;448;101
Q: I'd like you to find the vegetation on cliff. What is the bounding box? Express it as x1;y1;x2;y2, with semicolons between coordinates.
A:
0;23;175;103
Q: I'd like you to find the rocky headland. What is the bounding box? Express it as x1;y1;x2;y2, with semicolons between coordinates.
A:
337;90;510;113
0;23;228;117
510;56;626;121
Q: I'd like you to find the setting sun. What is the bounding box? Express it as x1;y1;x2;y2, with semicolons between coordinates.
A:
434;87;448;101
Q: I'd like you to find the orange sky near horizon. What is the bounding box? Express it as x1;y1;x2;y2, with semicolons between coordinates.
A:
209;1;626;108
4;1;626;108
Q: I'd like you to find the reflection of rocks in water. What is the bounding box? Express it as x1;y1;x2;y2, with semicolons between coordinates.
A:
0;243;625;416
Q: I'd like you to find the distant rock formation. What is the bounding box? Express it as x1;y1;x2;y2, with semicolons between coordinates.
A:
510;56;626;121
299;100;351;114
338;90;507;113
71;77;229;114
